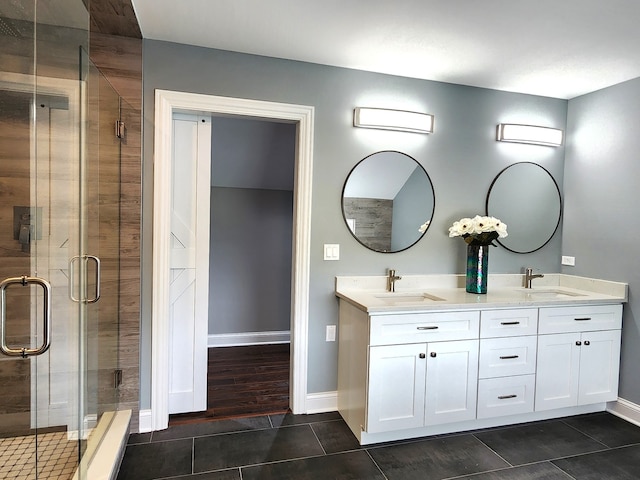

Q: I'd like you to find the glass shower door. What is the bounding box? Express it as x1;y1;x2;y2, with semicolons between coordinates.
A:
0;63;85;480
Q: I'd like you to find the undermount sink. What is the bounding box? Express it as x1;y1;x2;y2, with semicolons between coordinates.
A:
374;292;447;303
520;288;586;299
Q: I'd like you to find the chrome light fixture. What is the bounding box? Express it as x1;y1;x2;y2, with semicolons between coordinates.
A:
354;107;434;134
496;123;563;147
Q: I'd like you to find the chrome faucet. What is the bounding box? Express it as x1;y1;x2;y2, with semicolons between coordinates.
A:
524;267;544;288
387;269;402;292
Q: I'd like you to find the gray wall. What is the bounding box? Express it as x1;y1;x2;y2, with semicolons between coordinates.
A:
564;77;640;404
208;116;295;336
392;167;434;251
141;40;567;407
209;187;293;334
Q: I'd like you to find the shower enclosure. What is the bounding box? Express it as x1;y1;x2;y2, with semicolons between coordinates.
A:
1;1;125;478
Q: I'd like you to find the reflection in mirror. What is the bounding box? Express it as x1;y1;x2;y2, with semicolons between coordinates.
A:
486;162;562;253
342;151;435;253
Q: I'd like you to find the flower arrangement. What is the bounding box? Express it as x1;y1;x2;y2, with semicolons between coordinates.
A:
449;215;508;246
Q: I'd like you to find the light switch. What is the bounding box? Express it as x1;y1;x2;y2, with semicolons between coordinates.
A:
561;255;576;266
324;244;340;260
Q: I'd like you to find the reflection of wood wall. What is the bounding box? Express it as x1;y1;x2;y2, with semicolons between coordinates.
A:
0;95;32;434
343;198;393;252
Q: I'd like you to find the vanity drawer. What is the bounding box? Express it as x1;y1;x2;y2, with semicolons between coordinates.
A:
480;309;538;338
477;375;535;419
538;304;622;334
479;336;537;379
370;311;479;346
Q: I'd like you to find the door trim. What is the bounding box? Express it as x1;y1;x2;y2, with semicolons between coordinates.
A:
152;89;314;430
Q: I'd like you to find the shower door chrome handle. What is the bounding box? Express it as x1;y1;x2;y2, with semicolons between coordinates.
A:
69;255;81;303
0;275;52;358
69;255;101;303
86;255;101;303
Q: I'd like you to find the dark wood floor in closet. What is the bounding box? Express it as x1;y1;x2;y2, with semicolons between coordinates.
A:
169;344;290;426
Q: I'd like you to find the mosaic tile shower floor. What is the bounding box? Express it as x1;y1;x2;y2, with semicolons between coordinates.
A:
0;432;78;480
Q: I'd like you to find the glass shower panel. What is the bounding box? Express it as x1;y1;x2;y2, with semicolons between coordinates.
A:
79;52;122;456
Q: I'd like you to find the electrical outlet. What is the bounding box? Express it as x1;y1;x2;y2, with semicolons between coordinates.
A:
326;325;336;342
561;255;576;266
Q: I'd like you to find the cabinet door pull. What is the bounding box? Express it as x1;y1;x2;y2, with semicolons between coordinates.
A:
417;326;439;330
584;340;590;346
500;321;520;325
419;353;426;359
576;341;582;346
499;355;519;360
430;352;437;358
498;394;517;400
574;317;592;321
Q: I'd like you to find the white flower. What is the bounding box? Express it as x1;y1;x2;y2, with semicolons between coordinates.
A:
448;217;474;237
492;218;508;238
418;221;430;233
470;215;492;234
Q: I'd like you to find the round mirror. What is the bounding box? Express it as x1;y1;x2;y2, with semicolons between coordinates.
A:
486;162;562;253
342;151;435;253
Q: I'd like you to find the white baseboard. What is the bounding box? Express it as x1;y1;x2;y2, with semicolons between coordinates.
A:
208;330;290;347
306;391;337;414
607;397;640;427
138;409;153;433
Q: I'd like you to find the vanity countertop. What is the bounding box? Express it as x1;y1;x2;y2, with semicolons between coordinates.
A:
335;274;628;314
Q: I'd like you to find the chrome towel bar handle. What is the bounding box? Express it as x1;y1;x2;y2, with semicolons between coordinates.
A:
0;275;51;358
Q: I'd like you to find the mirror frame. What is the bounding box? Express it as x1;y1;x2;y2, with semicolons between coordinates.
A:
341;150;435;253
486;161;562;254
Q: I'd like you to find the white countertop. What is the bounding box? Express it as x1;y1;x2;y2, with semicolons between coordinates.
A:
335;274;628;314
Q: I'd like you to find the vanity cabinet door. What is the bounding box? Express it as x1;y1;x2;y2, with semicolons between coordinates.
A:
425;339;479;426
535;330;621;411
535;333;580;411
577;329;621;405
367;344;427;433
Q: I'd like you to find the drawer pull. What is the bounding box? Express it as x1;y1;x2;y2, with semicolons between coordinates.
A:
499;355;519;360
417;326;439;330
500;321;520;325
498;394;517;400
574;317;592;321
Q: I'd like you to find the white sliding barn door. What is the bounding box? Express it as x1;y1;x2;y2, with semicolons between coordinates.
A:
168;113;211;414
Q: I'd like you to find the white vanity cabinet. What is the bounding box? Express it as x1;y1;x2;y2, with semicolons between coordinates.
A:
367;338;479;433
336;279;626;446
338;304;480;435
535;305;622;411
366;312;480;433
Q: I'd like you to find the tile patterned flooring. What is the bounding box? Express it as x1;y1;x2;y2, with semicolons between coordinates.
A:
0;432;78;480
117;411;640;480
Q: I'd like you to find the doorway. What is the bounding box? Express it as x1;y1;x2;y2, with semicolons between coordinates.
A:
168;113;296;421
151;90;314;431
209;115;296;420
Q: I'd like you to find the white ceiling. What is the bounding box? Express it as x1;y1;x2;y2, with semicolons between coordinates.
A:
131;0;640;100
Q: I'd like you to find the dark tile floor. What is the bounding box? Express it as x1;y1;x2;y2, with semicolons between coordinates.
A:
117;411;640;480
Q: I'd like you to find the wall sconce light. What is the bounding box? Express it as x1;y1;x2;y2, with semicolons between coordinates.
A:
354;107;434;134
496;123;563;147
